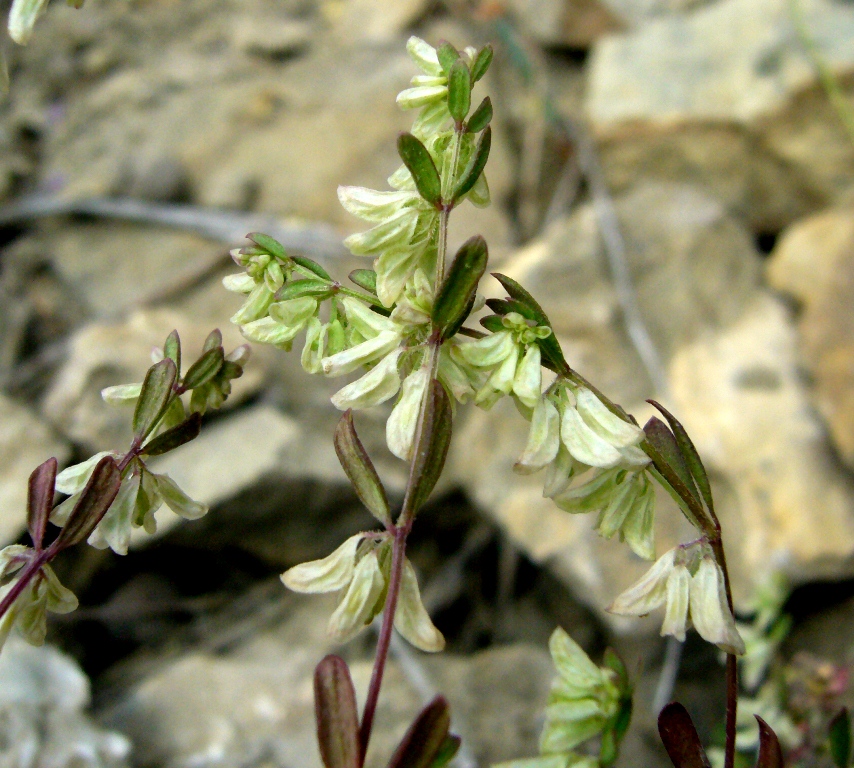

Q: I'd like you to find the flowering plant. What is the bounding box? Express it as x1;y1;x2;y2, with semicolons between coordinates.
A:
0;33;798;768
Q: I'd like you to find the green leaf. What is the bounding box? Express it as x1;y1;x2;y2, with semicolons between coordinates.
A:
470;45;493;83
247;232;286;260
429;736;460;768
397;133;442;207
133;359;177;439
436;41;459;73
349;269;378;295
183;347;225;391
334;411;391;526
314;655;360;768
479;314;504;333
453;126;491;201
292;255;331;280
54;457;122;550
467;96;492;133
484;297;539;323
491;272;551;326
277;279;334;302
432;235;488;340
642;417;706;526
447;59;471;123
756;717;784;768
657;703;711;768
387;696;452;768
202;329;223;353
829;709;851;768
141;413;203;456
649;400;715;516
27;457;57;550
163;330;181;373
409;381;453;513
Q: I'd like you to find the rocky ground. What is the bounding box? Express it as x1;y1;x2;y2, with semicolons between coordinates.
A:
2;0;854;766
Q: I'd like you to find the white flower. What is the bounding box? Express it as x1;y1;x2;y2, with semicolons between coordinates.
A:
608;546;745;654
281;534;444;651
386;361;431;461
515;396;561;474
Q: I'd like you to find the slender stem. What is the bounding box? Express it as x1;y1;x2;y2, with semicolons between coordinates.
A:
0;550;50;618
710;535;738;768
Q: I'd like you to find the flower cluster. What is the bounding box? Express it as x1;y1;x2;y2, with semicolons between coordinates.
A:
608;543;745;655
280;533;444;652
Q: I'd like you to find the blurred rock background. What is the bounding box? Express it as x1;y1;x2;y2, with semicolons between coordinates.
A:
1;0;854;766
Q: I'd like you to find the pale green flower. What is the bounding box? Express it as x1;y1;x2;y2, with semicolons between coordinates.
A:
515;396;561;475
608;545;745;654
281;534;444;651
387;361;431;461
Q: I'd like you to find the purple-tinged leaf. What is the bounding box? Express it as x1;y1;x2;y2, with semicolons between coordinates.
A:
829;708;851;768
141;413;203;456
54;457;122;550
334;411;390;526
133;359;177;439
314;655;360;768
755;716;784;768
163;330;181;372
409;381;452;514
398;133;442;208
183;347;224;391
453;126;490;201
658;702;711;768
447;59;471;123
387;696;452;768
27;457;57;550
649;400;714;516
202;328;223;353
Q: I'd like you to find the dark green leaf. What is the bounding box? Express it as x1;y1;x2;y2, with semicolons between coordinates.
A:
54;457;122;550
277;279;335;302
27;457;57;550
432;235;488;340
491;272;550;326
183;347;224;391
470;45;493;83
756;717;784;768
409;381;453;513
484;297;539;323
467;97;492;133
830;709;852;768
602;647;630;692
292;255;331;280
203;329;223;353
219;360;244;381
334;411;391;526
479;315;504;333
447;59;471;123
643;417;705;523
314;655;360;768
398;133;442;207
436;41;459;72
387;696;451;768
657;703;711;768
141;413;203;456
429;736;460;768
349;269;378;295
163;330;181;373
453;126;491;201
247;232;287;260
133;359;177;438
649;400;715;516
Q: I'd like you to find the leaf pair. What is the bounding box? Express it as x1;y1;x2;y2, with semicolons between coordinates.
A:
658;703;783;768
642;401;715;535
314;657;459;768
334;382;453;525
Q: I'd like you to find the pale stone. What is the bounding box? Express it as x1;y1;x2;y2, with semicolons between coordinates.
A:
0;394;68;546
767;206;854;469
586;0;854;228
328;0;431;42
668;292;854;600
506;0;624;47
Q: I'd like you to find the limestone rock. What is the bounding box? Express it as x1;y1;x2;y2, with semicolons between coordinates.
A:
328;0;431;43
0;393;69;545
767;206;854;469
601;0;713;26
103;595;552;768
0;638;130;768
586;0;854;229
506;0;624;48
42;308;262;451
668;293;854;600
